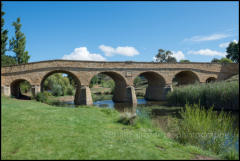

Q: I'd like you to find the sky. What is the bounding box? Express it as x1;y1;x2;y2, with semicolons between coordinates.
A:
2;1;239;63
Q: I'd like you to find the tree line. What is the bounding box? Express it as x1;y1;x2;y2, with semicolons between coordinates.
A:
154;43;239;63
1;3;30;66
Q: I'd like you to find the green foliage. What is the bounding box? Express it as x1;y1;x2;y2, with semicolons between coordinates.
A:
176;103;238;154
179;59;190;63
19;80;31;93
52;84;63;96
43;73;75;96
1;54;17;66
226;41;239;63
154;49;177;63
219;57;233;63
211;58;220;63
222;149;239;160
134;76;142;86
35;92;49;103
9;17;30;64
66;85;74;95
211;57;233;63
90;75;98;88
167;81;239;110
1;2;8;55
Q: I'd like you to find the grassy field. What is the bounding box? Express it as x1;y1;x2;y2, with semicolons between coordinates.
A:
1;96;218;160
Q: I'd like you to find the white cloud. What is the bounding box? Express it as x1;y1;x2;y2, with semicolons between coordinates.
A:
152;56;157;61
184;33;230;42
99;45;139;57
62;47;106;61
188;49;226;57
172;51;185;61
219;40;238;48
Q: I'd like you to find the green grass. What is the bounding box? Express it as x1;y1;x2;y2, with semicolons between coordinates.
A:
1;96;217;160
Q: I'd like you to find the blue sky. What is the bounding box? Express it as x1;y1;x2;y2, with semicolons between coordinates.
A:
2;1;239;62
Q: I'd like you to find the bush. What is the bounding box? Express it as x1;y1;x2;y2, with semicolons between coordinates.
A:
176;103;238;154
66;85;74;95
35;92;49;103
167;81;239;110
52;84;63;96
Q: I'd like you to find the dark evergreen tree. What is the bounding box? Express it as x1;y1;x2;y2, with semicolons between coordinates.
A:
9;17;30;64
1;2;8;55
226;41;239;63
1;2;16;66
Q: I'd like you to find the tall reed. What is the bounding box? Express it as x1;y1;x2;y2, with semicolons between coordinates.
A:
176;103;238;154
167;81;239;110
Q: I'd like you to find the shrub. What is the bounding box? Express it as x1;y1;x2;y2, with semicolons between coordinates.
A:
66;85;74;95
176;103;238;154
167;81;239;110
35;92;49;103
52;84;63;96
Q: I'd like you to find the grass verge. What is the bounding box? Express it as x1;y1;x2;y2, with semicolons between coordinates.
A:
1;96;217;160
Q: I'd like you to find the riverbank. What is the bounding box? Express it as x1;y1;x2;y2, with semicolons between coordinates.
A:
1;96;218;160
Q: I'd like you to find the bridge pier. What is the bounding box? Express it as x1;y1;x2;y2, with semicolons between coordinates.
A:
32;85;41;97
74;85;93;105
1;85;11;97
126;86;137;105
145;84;173;101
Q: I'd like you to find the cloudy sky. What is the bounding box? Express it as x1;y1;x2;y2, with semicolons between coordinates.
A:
2;1;239;62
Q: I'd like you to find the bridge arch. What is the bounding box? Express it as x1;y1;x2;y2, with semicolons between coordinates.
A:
40;70;81;91
172;70;200;86
40;70;81;104
133;71;167;101
206;77;217;83
89;71;128;102
10;78;33;99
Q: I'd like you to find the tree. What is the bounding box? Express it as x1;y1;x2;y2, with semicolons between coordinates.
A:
1;2;16;66
9;17;30;64
1;55;17;66
180;59;190;63
154;49;177;63
211;57;233;63
226;41;239;63
219;57;233;63
211;58;220;63
1;2;8;55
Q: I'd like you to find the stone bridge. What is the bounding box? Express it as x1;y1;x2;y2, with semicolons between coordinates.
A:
1;60;239;105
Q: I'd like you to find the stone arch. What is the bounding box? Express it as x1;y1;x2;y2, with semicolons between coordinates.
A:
40;70;81;105
133;71;167;101
10;79;32;99
173;71;200;86
89;71;128;102
206;77;217;83
40;70;81;91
